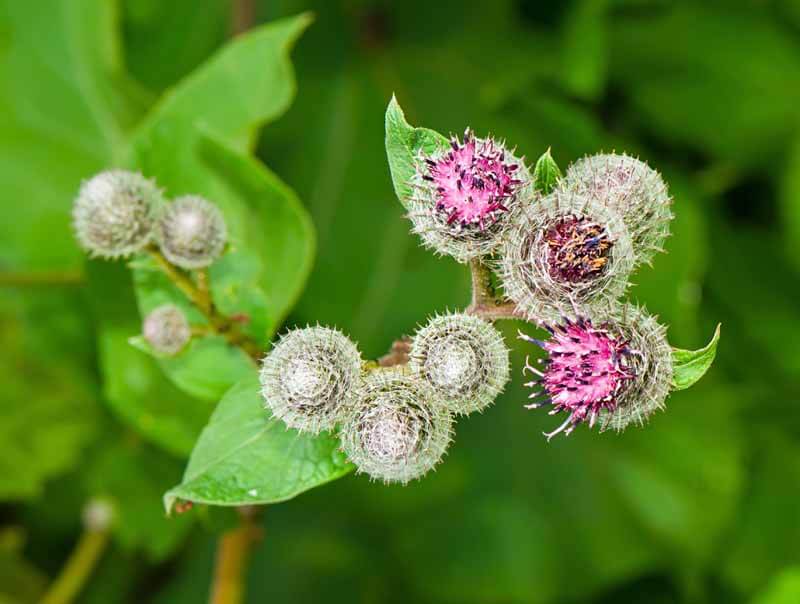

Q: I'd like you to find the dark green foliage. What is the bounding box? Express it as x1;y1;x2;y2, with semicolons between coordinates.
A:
1;0;797;603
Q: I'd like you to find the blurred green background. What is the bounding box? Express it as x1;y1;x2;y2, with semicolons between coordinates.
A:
2;0;800;602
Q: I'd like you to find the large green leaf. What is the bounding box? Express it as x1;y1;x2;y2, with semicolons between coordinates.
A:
125;15;315;398
0;290;99;500
164;371;353;513
0;0;145;272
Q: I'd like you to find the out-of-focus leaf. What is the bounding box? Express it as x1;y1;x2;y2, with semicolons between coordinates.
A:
532;148;562;195
560;0;609;100
0;528;47;604
122;0;230;92
0;0;145;272
123;16;315;398
671;324;721;390
722;433;800;595
85;439;193;560
750;567;800;604
164;371;352;512
0;291;98;500
385;95;448;209
610;5;800;166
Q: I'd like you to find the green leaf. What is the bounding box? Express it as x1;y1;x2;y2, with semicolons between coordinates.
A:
750;568;800;604
164;371;353;513
671;324;721;390
0;291;99;500
0;0;146;272
384;95;448;209
122;15;315;399
532;148;562;195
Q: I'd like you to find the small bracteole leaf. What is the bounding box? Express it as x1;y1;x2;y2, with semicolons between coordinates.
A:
532;148;562;195
671;324;721;391
385;95;448;209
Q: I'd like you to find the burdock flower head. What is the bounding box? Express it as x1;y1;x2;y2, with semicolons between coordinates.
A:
498;189;635;323
340;368;452;484
156;195;227;269
408;129;531;262
409;313;509;415
519;304;672;440
142;304;191;356
259;326;362;434
562;153;672;266
73;170;162;258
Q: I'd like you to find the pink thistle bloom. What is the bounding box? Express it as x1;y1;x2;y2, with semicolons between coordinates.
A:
422;129;522;230
518;316;637;440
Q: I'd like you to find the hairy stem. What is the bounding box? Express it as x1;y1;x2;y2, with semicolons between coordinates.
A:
377;336;412;367
39;501;113;604
465;258;523;322
147;246;262;361
209;507;263;604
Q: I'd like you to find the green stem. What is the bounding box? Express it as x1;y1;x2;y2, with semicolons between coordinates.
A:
0;271;84;287
465;258;523;322
209;507;262;604
146;247;263;362
39;501;113;604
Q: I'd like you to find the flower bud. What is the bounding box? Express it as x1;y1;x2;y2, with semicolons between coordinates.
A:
72;170;161;258
142;304;191;356
259;326;362;434
497;189;634;323
562;153;672;266
409;313;509;415
519;303;672;439
408;129;532;262
340;368;453;484
156;195;227;269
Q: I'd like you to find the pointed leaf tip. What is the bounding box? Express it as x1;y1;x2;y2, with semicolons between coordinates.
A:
533;149;562;195
671;323;721;390
384;97;448;208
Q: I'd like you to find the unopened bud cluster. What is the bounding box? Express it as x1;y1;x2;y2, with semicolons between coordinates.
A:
260;314;510;483
73;170;228;268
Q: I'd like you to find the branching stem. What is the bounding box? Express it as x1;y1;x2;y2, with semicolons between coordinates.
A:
146;246;263;361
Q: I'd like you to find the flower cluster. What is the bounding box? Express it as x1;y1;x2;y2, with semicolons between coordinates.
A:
408;132;675;438
73;169;230;357
259;313;509;483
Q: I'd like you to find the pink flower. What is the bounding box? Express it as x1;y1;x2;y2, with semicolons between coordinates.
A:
519;316;636;440
422;129;522;230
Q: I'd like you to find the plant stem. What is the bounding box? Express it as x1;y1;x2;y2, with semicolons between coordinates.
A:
465;258;524;322
230;0;256;35
0;271;84;287
209;507;263;604
39;501;113;604
146;246;263;362
377;336;412;367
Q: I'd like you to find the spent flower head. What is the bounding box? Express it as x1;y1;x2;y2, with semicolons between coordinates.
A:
498;189;634;323
156;195;227;269
519;304;672;439
72;170;161;258
142;304;191;356
562;153;672;266
259;326;362;434
409;312;509;415
408;129;531;262
340;368;452;484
